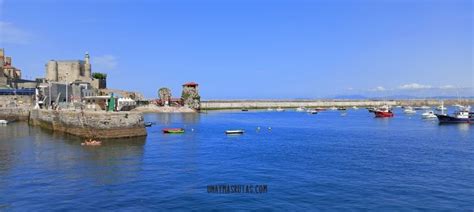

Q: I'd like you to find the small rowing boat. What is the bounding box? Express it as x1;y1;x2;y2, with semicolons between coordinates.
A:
81;139;102;146
144;122;153;127
163;128;185;134
225;130;244;135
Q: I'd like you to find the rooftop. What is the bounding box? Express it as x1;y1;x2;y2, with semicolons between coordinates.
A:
183;82;198;86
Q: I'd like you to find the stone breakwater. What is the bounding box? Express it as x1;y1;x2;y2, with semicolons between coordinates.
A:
201;99;474;110
0;107;30;121
29;109;147;139
132;104;196;113
201;100;398;110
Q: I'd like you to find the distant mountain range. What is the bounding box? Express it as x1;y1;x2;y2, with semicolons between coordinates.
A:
331;95;474;100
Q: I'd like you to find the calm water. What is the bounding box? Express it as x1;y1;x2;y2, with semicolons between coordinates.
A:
1;109;473;210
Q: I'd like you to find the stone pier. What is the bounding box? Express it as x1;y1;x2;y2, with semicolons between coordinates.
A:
28;109;147;139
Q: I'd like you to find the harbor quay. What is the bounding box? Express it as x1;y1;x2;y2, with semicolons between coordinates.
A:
28;109;147;139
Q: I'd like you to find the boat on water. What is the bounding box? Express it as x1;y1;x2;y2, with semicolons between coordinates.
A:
267;108;274;111
276;108;285;112
435;105;447;111
436;109;471;124
420;106;430;110
296;107;306;112
314;107;326;111
307;109;318;114
0;120;8;125
367;107;376;113
374;106;394;118
421;110;437;119
225;129;244;135
241;108;249;111
81;139;102;146
404;106;416;114
352;106;359;110
329;106;338;110
144;122;153;127
337;107;347;111
163;128;185;134
413;106;424;110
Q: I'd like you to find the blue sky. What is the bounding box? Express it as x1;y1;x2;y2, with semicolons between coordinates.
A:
1;0;472;99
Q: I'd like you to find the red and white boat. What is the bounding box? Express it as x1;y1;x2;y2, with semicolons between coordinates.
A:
374;106;394;118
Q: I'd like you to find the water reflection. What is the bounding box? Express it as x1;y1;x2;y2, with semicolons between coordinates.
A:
148;113;201;126
0;122;146;186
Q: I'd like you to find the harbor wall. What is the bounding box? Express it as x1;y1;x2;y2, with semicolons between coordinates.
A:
201;100;397;109
201;99;474;110
0;107;30;121
28;109;147;139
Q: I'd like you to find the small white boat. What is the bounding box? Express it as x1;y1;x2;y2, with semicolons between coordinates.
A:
267;108;274;111
276;107;285;112
0;120;8;125
330;106;338;110
225;130;244;135
435;105;447;111
352;106;359;110
307;109;318;114
296;107;306;112
420;106;430;110
404;106;416;114
421;110;437;119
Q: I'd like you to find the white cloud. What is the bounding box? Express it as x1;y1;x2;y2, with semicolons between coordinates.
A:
92;55;118;70
370;86;386;92
398;83;432;90
0;21;31;45
439;85;455;89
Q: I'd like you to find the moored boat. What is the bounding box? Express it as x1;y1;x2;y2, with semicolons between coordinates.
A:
436;108;471;124
163;128;185;134
404;106;416;114
421;110;437;119
296;107;306;112
307;109;318;114
367;107;376;113
276;107;285;112
144;122;153;127
374;106;394;118
225;129;244;135
0;120;8;125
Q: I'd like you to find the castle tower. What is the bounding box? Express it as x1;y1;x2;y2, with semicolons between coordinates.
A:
0;48;5;67
84;52;91;78
46;60;58;81
181;82;201;110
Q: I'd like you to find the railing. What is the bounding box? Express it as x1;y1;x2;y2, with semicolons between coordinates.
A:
0;88;36;95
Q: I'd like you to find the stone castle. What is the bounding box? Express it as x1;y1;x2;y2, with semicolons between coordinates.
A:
45;52;105;89
0;48;24;88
